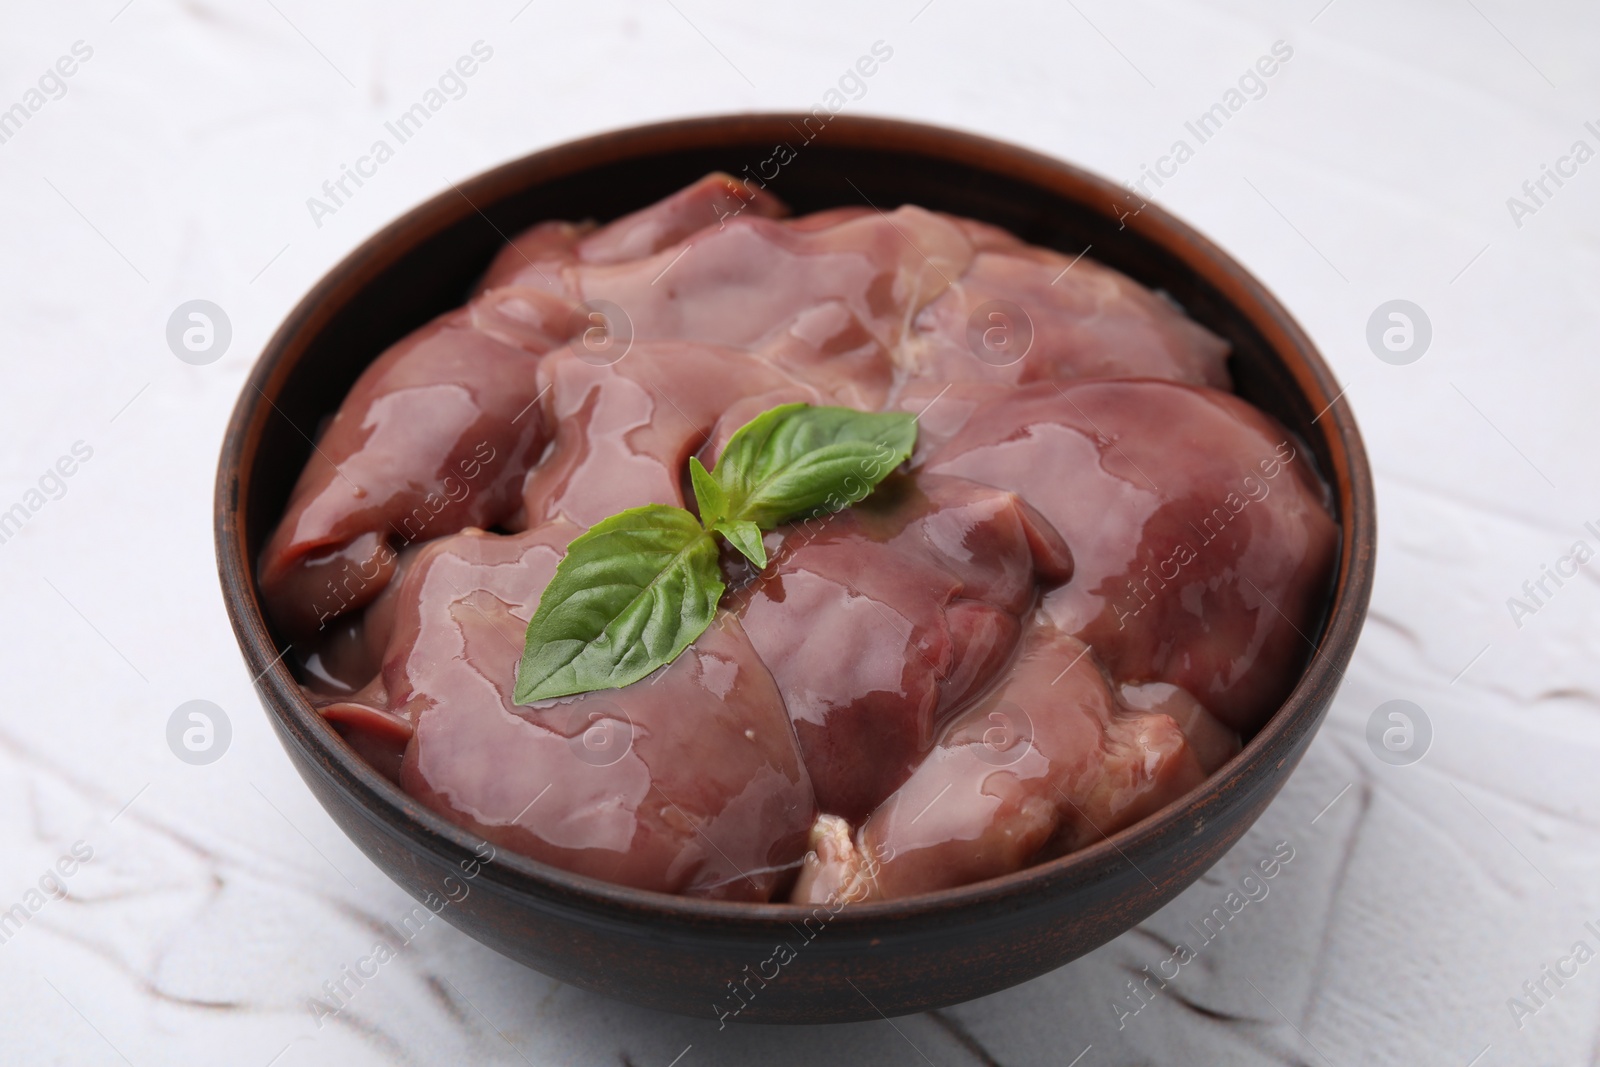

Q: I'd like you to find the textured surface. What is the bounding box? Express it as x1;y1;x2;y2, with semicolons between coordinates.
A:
1;1;1596;1064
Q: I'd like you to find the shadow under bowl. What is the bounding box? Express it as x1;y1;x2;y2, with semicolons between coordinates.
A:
214;114;1375;1024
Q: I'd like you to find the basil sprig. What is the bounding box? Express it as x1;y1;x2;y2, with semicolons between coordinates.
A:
513;403;915;704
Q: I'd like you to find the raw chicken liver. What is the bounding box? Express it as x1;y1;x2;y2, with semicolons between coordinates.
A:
925;379;1336;733
732;474;1072;822
258;312;552;638
259;175;1336;902
792;615;1215;903
321;523;816;901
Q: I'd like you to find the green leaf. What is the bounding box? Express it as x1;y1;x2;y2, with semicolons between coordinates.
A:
698;404;917;529
515;403;919;703
513;505;723;704
712;518;766;569
688;456;727;527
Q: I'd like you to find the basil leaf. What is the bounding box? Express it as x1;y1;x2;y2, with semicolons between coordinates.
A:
702;404;917;528
688;456;727;527
516;403;918;703
513;505;723;704
712;518;766;569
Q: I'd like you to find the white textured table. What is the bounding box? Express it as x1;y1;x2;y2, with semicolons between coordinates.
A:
3;2;1596;1064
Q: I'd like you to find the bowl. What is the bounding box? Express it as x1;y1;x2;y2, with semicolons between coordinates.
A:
215;114;1374;1023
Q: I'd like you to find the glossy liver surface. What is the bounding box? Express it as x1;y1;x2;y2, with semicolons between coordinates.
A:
259;172;1335;905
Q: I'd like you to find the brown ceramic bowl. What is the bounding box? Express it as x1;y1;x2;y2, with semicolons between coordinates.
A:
215;114;1374;1024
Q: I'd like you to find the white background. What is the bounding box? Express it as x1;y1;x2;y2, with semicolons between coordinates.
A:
2;1;1597;1064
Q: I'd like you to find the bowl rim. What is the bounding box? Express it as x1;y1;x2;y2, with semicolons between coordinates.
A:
215;112;1375;926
